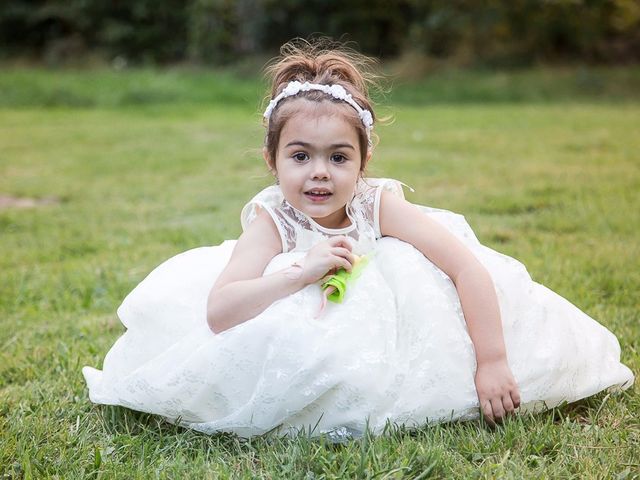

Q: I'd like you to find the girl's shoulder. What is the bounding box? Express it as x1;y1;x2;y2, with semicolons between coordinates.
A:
240;184;283;233
356;177;407;201
353;177;408;239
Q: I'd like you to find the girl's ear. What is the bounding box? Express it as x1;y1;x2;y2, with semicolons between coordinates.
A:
263;147;276;174
363;148;372;170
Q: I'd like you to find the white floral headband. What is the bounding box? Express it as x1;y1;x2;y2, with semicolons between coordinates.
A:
263;80;373;146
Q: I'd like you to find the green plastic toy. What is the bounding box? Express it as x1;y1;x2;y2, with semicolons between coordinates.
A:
317;254;370;317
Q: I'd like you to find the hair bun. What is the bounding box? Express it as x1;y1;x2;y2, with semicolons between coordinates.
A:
264;36;379;102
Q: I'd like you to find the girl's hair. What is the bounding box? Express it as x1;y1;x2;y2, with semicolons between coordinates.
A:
262;37;386;171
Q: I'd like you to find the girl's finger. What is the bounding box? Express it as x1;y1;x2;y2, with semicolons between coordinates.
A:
329;236;352;251
335;257;352;272
490;397;505;422
481;399;495;426
511;389;521;409
502;394;515;415
331;247;356;265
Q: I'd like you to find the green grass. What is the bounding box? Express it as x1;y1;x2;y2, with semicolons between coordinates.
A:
1;65;639;108
0;67;638;478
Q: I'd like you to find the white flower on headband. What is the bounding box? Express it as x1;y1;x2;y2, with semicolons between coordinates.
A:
263;80;373;145
327;84;347;99
282;80;303;96
359;110;373;129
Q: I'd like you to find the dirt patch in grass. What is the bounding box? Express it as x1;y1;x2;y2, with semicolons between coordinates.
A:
0;195;59;209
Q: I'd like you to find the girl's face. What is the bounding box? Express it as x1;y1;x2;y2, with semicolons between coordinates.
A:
266;102;370;230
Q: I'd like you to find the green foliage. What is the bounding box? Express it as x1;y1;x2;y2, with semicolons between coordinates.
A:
0;68;639;477
254;0;412;57
1;0;639;66
188;0;244;65
404;0;640;66
90;0;190;64
0;0;189;64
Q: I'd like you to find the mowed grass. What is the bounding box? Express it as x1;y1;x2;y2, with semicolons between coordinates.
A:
0;67;639;478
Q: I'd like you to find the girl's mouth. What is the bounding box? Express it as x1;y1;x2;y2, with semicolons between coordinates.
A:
304;190;333;202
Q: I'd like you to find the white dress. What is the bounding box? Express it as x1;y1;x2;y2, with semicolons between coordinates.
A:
83;178;634;440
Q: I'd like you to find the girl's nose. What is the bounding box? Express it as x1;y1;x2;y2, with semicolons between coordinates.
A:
310;159;330;180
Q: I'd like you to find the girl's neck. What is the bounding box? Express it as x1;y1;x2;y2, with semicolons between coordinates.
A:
312;207;351;230
285;199;354;232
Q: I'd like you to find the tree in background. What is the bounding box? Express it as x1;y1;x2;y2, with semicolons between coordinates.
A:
1;0;638;67
0;0;189;64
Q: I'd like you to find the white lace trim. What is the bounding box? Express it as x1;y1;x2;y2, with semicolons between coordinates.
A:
287;200;357;236
240;178;407;254
373;180;411;238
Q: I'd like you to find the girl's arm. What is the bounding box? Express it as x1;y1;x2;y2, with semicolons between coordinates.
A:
379;190;521;423
207;210;355;334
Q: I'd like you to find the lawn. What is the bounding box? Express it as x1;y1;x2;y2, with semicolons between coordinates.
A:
0;66;638;478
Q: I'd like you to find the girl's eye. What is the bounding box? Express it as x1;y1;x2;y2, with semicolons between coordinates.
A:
293;153;308;162
331;154;347;164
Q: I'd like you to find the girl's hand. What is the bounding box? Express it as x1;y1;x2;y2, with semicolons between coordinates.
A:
300;236;355;286
474;359;521;425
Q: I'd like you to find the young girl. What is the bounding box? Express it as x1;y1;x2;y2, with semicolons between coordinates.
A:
83;39;633;439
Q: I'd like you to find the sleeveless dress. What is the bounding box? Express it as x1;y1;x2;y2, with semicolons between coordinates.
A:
82;178;634;440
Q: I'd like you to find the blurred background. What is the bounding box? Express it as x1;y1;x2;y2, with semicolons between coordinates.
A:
2;0;639;70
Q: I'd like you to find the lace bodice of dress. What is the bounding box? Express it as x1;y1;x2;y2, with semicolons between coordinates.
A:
240;178;405;255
